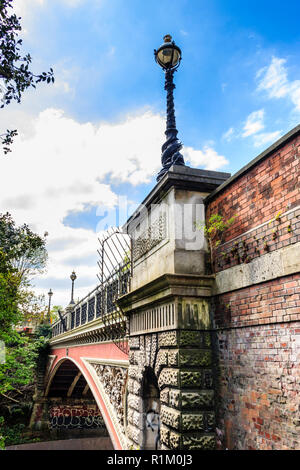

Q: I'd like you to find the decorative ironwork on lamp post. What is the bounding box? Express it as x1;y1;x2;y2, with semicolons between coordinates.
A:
47;288;53;323
70;270;77;305
154;34;185;182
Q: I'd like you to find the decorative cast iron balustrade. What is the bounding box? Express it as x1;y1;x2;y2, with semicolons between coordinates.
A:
50;228;131;354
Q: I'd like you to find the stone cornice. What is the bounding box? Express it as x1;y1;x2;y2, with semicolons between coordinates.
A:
49;315;125;347
118;273;214;314
122;166;230;232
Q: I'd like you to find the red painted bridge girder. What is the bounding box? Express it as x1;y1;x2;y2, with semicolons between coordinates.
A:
47;342;129;450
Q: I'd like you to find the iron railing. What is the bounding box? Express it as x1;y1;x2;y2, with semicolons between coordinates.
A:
51;228;131;354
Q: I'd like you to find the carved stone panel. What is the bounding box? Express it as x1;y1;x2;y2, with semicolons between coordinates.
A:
91;363;128;431
132;213;167;262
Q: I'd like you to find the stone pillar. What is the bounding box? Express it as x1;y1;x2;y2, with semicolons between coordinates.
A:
120;276;216;450
119;165;230;450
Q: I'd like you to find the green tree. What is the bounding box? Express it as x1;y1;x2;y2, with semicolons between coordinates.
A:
18;290;47;326
0;0;54;154
0;212;48;285
0;212;49;415
49;305;63;325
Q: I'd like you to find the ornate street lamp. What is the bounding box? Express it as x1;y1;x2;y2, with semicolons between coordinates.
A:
47;288;53;323
70;270;77;305
154;34;185;181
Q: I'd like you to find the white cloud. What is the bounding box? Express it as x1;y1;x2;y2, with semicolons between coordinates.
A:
242;109;265;137
60;0;84;6
12;0;45;29
183;146;229;170
257;56;300;113
222;127;234;142
253;130;282;148
0;107;228;306
13;0;45;17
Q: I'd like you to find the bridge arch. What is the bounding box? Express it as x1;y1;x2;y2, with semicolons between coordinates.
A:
44;355;127;449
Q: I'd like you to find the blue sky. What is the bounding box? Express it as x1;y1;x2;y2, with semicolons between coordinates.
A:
1;0;300;306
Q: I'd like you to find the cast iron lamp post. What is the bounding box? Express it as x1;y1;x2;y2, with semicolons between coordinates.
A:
154;34;185;181
47;288;53;323
70;270;77;305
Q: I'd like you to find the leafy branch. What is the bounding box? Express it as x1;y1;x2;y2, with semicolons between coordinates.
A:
197;213;237;272
0;0;54;154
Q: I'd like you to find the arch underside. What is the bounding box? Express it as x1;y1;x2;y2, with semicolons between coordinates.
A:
47;359;94;398
46;355;128;450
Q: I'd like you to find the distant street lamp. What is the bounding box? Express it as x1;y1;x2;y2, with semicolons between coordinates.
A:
47;288;53;323
70;271;77;305
154;34;185;181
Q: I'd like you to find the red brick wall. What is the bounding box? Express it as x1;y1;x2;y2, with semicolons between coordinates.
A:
206;134;300;243
207;129;300;450
214;274;300;327
215;318;300;450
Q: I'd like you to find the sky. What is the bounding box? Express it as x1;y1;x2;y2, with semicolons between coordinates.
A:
0;0;300;308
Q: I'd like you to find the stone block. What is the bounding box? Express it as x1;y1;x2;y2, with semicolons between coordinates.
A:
158;331;178;348
160;424;170;447
127;407;134;425
133;380;142;395
126;424;143;446
127;393;142;412
129;336;140;349
129;351;136;365
181;413;204;431
203;332;211;348
179;331;202;347
168;349;179;366
182;434;215;450
161;405;181;430
127;378;134;394
158;368;179;388
169;389;180;408
128;365;143;382
180;370;202;388
181;390;214;409
179;349;212;367
154;349;168;376
202;369;213;389
132;410;143;430
179;300;211;329
169;431;181;449
160;388;169;405
205;412;215;431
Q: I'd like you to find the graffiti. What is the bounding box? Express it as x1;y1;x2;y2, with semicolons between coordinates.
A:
49;405;105;429
146;401;160;450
